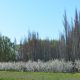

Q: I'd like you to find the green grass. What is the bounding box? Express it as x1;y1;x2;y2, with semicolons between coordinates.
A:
0;71;80;80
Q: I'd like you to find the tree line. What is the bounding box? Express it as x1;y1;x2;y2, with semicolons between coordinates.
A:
0;10;80;62
0;35;16;61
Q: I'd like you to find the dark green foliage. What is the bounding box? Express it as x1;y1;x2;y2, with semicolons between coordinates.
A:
0;35;16;61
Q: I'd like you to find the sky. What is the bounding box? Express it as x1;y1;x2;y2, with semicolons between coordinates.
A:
0;0;80;44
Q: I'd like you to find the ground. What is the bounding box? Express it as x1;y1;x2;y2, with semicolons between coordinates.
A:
0;71;80;80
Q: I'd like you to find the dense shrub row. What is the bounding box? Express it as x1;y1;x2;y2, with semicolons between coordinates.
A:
0;59;79;72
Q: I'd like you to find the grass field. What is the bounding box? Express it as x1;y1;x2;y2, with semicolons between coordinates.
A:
0;71;80;80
